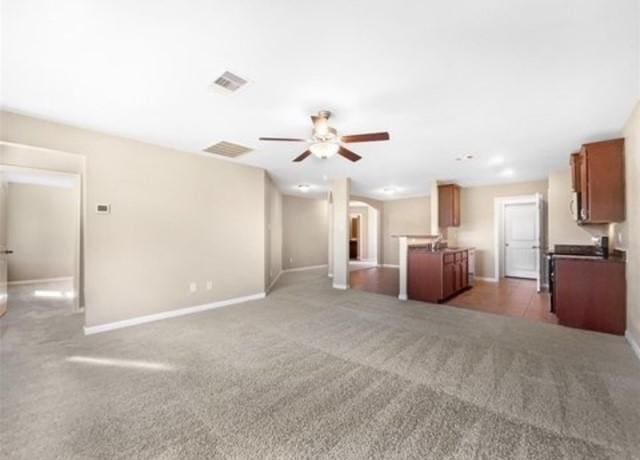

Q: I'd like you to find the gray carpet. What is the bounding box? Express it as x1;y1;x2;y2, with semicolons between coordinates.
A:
1;270;640;459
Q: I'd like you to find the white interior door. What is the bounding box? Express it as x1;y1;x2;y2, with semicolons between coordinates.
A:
504;201;539;280
0;170;8;316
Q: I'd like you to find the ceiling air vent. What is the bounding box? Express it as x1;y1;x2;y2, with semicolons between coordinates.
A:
211;71;248;92
203;141;253;158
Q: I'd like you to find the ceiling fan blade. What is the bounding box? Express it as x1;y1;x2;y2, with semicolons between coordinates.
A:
292;150;312;162
338;146;362;162
259;137;306;142
340;132;390;143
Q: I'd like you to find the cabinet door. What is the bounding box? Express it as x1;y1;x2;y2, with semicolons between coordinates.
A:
570;153;581;193
438;185;454;228
443;263;455;298
438;184;461;228
583;140;625;223
452;186;461;227
579;149;589;222
461;259;469;288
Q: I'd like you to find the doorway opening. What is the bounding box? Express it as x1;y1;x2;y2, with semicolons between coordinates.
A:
349;214;361;260
347;200;395;296
0;165;82;320
348;200;379;266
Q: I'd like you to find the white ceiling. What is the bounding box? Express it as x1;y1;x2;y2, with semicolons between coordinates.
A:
2;0;638;200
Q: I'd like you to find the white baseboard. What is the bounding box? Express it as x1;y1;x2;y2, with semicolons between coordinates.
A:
350;259;377;266
283;264;328;273
398;294;408;301
382;264;399;268
9;276;73;286
84;292;266;335
267;270;283;293
475;276;499;282
626;330;640;363
332;283;348;290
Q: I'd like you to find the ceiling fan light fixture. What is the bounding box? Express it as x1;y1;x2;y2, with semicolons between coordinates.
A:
310;141;340;159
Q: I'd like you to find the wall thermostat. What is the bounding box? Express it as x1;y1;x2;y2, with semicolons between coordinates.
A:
96;204;111;214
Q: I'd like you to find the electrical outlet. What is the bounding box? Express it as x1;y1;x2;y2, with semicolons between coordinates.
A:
189;282;197;293
206;281;213;290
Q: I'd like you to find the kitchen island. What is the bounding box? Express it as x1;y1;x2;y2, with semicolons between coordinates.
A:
408;246;472;303
392;234;473;302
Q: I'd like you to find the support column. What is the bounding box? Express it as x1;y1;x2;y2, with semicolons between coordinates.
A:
430;181;440;236
327;191;334;278
398;236;408;300
331;178;350;289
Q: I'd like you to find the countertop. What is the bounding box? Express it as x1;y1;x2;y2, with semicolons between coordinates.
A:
550;253;626;263
391;234;440;239
408;245;475;253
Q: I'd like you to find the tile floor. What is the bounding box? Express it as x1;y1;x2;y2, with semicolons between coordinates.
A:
446;278;558;324
349;266;399;297
349;267;557;325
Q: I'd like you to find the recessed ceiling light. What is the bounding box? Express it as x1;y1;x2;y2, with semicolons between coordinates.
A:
297;184;311;193
488;156;505;166
465;154;474;160
381;187;396;195
499;168;515;177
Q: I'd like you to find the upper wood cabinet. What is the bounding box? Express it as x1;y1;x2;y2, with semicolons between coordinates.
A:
438;184;461;228
570;152;581;193
571;139;625;224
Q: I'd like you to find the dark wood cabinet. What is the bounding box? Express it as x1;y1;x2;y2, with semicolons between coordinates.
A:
572;139;625;224
554;257;626;335
570;152;581;193
408;248;469;303
438;184;461;227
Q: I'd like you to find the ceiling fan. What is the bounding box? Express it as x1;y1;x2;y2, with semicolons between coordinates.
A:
259;110;390;162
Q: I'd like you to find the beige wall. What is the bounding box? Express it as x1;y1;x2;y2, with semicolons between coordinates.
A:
265;174;283;288
1;111;267;327
6;183;78;281
282;195;328;270
547;168;608;248
617;102;640;347
0;175;7;314
382;196;431;265
455;180;548;278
